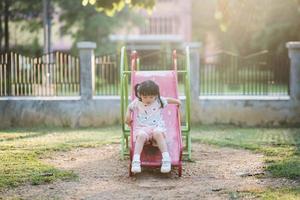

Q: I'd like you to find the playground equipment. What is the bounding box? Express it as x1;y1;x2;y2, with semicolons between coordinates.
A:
120;46;191;176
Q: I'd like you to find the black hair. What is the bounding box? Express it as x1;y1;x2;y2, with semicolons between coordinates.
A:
134;80;164;108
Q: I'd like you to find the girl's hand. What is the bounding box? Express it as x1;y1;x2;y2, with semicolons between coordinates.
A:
166;97;181;107
125;117;132;126
178;100;182;107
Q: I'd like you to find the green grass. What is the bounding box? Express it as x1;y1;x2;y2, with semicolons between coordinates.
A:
0;126;120;190
192;125;300;199
260;187;300;200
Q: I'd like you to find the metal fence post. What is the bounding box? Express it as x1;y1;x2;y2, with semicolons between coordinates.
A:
77;41;96;100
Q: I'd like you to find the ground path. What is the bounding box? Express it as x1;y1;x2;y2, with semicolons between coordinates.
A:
1;143;296;200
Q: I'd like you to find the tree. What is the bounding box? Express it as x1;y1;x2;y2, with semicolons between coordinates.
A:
81;0;156;16
251;0;300;54
57;0;145;54
0;0;43;52
0;0;155;53
192;0;300;55
0;2;2;50
52;0;155;53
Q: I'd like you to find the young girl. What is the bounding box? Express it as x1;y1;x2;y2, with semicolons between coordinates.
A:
125;80;181;173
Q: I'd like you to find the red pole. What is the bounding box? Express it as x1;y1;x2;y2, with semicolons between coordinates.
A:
173;50;177;71
131;50;137;71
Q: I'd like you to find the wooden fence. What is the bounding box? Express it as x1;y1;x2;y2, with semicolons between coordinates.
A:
0;52;80;96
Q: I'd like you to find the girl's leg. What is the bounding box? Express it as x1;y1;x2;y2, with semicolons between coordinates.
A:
152;131;168;153
134;132;147;155
152;131;171;173
131;131;147;173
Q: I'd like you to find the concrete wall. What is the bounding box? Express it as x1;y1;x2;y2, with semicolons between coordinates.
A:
0;97;120;128
0;41;300;128
196;97;299;126
1;96;298;128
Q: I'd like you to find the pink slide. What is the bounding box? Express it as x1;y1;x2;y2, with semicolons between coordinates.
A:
129;52;183;177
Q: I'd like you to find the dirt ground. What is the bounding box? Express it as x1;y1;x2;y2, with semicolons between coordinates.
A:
1;143;297;200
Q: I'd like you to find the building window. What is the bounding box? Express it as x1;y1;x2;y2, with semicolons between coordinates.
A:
158;0;176;2
141;16;179;35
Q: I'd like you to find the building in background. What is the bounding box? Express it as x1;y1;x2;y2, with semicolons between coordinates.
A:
109;0;192;51
8;0;192;54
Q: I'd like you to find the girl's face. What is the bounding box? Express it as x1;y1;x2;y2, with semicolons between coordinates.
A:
140;95;156;105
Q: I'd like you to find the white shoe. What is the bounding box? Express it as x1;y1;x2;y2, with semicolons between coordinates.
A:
161;159;171;173
131;160;141;173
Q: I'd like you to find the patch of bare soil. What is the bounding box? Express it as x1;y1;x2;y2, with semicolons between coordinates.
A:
1;143;297;200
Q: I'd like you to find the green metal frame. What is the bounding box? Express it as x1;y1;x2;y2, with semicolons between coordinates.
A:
120;46;192;160
120;46;130;159
183;46;192;160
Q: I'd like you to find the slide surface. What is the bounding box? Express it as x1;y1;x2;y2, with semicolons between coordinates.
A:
130;70;182;166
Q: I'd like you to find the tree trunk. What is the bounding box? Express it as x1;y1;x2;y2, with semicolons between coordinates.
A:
4;0;10;95
43;0;52;54
0;1;3;51
4;0;9;52
43;0;52;86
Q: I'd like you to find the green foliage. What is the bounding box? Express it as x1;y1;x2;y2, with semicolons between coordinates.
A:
192;0;300;55
0;0;43;52
81;0;156;16
7;0;43;26
2;0;150;54
252;0;300;54
11;37;43;56
57;0;144;54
